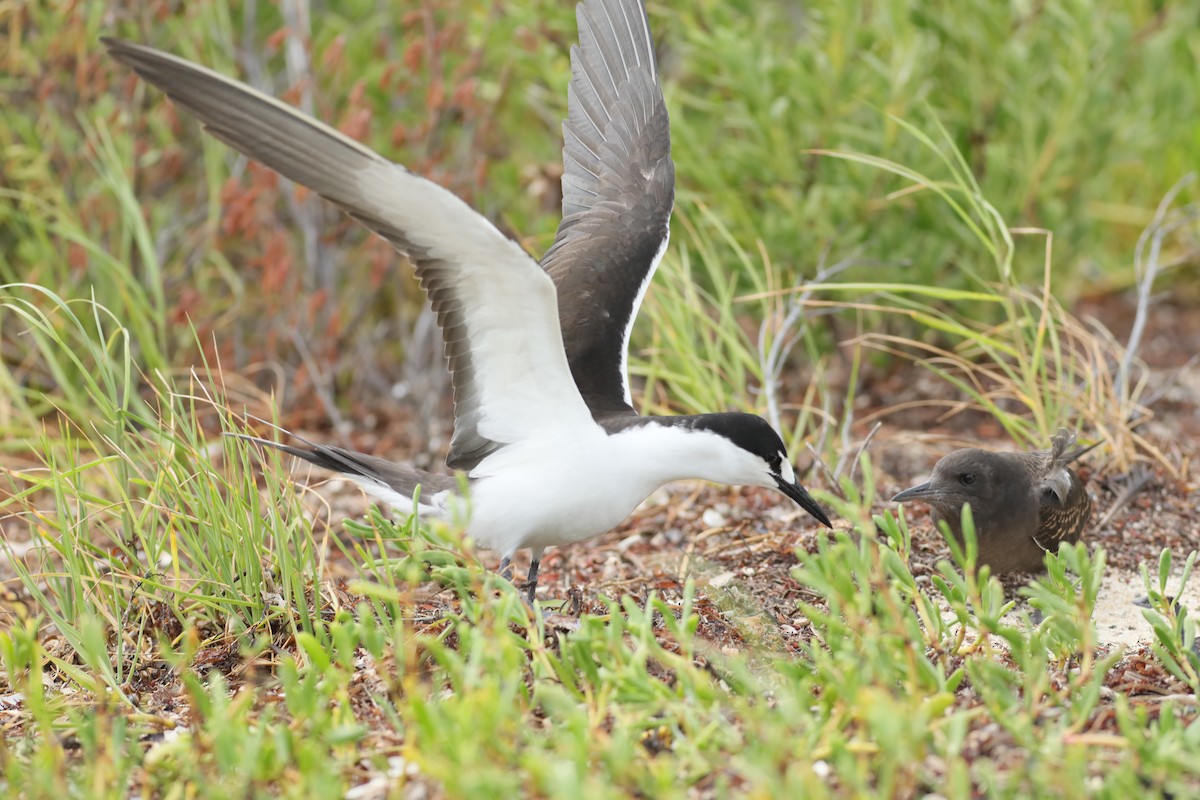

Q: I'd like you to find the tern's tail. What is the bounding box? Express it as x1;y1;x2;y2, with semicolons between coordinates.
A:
228;433;459;511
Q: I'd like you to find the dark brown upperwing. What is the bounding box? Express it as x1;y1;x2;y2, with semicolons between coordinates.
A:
540;0;675;419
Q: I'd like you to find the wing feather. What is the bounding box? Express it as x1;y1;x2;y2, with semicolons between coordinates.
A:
105;38;595;470
541;0;674;418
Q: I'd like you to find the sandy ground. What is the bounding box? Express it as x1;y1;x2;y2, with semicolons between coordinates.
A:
1092;566;1199;649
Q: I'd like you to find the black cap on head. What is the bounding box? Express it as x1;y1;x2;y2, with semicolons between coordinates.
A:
693;413;832;528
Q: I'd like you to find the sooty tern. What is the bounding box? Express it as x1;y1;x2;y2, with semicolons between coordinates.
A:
105;0;832;602
892;430;1093;573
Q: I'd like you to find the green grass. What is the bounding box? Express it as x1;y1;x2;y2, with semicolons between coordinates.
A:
3;0;1200;796
3;399;1198;795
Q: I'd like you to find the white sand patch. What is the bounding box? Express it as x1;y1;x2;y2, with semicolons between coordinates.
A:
1093;565;1200;649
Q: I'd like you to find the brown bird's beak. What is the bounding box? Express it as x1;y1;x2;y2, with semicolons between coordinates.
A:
892;481;933;503
776;477;833;528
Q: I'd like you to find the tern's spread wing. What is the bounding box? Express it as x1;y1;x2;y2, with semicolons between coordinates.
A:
540;0;675;418
106;38;595;471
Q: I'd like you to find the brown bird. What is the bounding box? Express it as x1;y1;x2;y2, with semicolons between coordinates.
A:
891;430;1093;573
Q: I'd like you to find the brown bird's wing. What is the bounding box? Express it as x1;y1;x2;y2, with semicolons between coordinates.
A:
539;0;675;419
1034;474;1092;548
1037;429;1080;505
1033;429;1093;548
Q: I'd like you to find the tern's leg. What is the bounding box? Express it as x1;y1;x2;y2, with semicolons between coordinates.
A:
524;548;544;605
499;555;532;607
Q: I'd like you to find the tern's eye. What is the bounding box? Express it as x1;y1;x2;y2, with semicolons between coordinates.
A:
959;473;976;486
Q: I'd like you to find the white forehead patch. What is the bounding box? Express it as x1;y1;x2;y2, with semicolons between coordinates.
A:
779;458;795;484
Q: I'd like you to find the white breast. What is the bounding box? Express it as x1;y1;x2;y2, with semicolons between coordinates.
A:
461;422;768;556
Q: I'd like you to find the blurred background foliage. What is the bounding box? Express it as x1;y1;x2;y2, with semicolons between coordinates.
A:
1;0;1198;445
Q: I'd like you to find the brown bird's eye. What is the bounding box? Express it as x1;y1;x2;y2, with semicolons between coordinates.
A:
960;473;976;485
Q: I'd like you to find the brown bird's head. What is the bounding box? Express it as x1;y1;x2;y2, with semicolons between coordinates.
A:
891;448;1040;538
